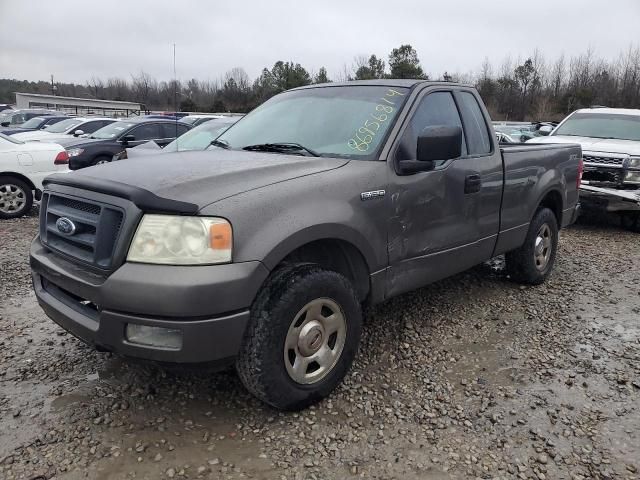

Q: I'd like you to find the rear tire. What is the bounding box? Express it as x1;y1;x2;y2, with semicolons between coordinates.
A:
0;176;33;219
506;207;558;285
236;264;362;411
93;156;111;166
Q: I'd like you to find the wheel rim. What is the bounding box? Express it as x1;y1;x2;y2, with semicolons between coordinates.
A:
284;298;347;385
0;183;27;214
533;223;552;271
96;159;110;165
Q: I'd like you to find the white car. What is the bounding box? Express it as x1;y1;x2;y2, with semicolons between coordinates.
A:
527;108;640;187
12;117;116;143
0;133;70;219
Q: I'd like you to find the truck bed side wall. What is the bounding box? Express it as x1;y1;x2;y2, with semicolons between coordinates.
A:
494;144;581;255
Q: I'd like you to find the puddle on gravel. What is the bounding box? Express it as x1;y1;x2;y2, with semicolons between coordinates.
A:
442;311;528;389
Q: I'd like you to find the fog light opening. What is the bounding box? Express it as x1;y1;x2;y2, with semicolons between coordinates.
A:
125;324;183;350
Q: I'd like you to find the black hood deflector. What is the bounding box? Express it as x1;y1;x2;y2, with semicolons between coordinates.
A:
43;174;199;214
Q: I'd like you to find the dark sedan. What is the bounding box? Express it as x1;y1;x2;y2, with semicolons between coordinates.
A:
0;115;69;135
59;118;191;169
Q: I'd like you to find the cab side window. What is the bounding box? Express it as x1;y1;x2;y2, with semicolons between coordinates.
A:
456;92;492;155
81;121;109;134
162;123;189;139
129;123;164;141
397;91;466;165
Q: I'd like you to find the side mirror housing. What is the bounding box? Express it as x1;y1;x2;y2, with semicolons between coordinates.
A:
73;129;84;137
417;125;462;162
399;125;462;174
538;125;553;136
121;134;135;144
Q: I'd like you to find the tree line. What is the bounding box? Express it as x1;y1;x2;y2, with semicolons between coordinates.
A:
1;43;639;121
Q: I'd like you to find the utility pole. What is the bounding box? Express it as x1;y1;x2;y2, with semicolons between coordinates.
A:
50;74;57;96
173;43;177;114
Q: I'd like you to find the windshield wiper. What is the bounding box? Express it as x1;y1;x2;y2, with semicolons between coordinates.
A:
209;139;230;149
242;142;320;157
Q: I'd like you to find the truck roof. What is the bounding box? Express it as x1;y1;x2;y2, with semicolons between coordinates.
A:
292;79;471;91
574;107;640;116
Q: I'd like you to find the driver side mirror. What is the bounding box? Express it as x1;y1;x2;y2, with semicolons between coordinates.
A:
0;121;9;127
73;129;84;137
399;125;463;174
121;134;136;144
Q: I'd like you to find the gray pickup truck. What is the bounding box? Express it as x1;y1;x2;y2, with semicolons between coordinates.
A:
30;80;581;410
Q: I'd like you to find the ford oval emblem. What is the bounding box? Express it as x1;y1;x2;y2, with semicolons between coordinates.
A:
56;217;77;236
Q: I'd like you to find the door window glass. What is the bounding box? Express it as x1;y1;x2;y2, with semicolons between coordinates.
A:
398;91;466;164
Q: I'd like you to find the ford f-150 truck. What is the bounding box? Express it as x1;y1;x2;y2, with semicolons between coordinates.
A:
30;80;582;410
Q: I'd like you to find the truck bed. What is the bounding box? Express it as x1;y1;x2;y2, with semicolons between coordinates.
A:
494;143;582;254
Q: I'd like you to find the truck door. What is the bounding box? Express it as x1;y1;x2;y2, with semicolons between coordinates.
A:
386;88;502;298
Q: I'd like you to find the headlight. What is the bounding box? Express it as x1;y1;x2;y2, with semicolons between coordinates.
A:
627;156;640;168
624;171;640;184
66;148;84;157
127;215;232;265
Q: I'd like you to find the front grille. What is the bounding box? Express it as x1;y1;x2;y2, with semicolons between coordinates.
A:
582;169;623;184
583;155;625;166
40;193;124;269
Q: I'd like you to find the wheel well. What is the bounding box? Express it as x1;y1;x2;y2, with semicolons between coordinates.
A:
282;239;370;302
0;172;36;191
538;190;562;227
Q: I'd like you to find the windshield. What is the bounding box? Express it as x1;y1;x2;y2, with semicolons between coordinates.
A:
216;85;409;159
91;121;135;139
553;112;640;141
20;117;46;129
7;113;29;125
163;120;237;152
44;118;83;133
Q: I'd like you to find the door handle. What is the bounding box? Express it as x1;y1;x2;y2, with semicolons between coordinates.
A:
464;173;482;194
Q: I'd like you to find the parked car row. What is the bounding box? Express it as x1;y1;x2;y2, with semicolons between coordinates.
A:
13;117;117;142
0;115;70;136
116;116;240;160
0;104;246;220
59;117;191;169
0;108;59;127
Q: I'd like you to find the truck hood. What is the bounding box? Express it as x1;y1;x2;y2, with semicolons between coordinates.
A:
52;149;349;209
527;135;640;156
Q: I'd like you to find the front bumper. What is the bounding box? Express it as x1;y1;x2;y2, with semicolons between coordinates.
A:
579;184;640;213
30;237;269;363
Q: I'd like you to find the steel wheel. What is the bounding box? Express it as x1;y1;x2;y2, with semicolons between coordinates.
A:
95;158;110;165
284;298;347;385
0;183;27;214
533;223;552;270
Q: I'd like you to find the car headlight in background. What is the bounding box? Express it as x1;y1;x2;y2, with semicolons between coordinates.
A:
624;171;640;184
66;148;85;157
127;214;232;265
626;156;640;169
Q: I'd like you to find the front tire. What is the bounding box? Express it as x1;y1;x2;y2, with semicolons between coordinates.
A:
506;207;559;285
236;264;362;411
0;176;33;219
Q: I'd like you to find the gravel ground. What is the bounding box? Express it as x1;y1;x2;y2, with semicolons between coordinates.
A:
0;209;638;480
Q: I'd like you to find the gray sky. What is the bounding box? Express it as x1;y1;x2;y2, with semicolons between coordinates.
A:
1;0;639;84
